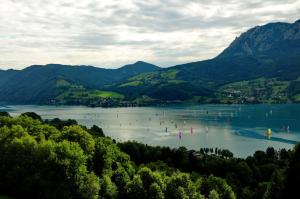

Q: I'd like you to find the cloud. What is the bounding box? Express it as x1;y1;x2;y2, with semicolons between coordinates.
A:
0;0;299;69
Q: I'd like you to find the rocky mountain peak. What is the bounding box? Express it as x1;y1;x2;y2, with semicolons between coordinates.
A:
218;19;300;58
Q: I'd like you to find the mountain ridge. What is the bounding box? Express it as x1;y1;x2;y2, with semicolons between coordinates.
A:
0;19;300;106
108;19;300;104
0;62;160;104
218;19;300;58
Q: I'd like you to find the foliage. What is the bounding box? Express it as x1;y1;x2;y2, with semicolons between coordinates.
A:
0;112;10;117
118;141;293;199
20;112;42;121
0;113;239;199
1;113;299;199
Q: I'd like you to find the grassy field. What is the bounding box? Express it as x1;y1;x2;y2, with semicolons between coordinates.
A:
119;81;143;87
160;69;178;79
128;72;157;81
93;91;124;99
55;79;71;87
117;69;182;91
55;79;124;101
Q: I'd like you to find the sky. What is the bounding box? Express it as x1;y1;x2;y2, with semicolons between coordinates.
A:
0;0;299;69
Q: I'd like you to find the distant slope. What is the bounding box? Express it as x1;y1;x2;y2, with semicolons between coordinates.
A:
110;19;300;104
176;19;300;84
0;69;18;86
0;61;160;104
218;20;300;58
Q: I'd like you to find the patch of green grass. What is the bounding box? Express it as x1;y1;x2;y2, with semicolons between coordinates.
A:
124;70;180;90
56;79;71;87
128;72;157;81
160;70;178;79
55;80;125;101
119;81;143;87
93;91;124;99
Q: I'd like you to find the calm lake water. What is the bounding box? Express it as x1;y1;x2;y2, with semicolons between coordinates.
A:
1;104;300;157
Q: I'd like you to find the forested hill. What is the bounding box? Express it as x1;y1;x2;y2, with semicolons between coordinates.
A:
0;112;300;199
0;61;159;104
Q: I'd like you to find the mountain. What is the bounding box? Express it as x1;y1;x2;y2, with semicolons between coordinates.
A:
176;19;300;83
0;62;160;104
117;61;161;76
109;19;300;104
0;69;18;85
1;19;300;106
219;20;300;58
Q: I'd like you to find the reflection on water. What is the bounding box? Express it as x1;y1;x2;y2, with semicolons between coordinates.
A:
2;104;300;157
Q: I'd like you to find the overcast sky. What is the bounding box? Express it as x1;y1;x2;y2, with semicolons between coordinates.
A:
0;0;299;69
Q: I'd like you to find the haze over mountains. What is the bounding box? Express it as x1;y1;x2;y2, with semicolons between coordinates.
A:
1;19;300;106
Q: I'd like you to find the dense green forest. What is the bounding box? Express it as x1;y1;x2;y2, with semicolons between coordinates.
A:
0;112;300;199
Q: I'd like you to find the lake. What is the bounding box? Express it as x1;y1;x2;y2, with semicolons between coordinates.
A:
1;104;300;157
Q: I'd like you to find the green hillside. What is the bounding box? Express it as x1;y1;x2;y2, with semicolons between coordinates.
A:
53;79;125;107
217;78;291;104
0;62;159;105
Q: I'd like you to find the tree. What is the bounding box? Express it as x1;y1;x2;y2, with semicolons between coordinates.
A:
165;173;202;199
99;175;118;199
283;143;300;198
254;151;267;163
138;167;163;189
279;148;290;160
209;190;220;199
3;114;282;199
125;175;145;199
263;170;285;199
221;150;233;158
0;117;100;199
45;118;77;130
0;111;10;117
173;187;189;199
111;167;130;196
266;147;277;159
20;112;42;121
30;124;60;140
90;125;105;137
235;162;253;185
58;125;95;154
200;175;236;199
149;183;164;199
93;137;132;176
